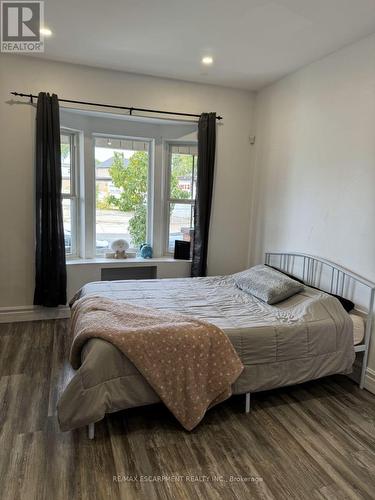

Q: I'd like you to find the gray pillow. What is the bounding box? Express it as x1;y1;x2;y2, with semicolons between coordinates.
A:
234;264;304;304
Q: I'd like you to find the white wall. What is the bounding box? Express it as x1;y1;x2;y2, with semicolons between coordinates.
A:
251;34;375;377
0;54;254;307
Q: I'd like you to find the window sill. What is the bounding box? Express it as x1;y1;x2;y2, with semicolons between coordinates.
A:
66;257;192;266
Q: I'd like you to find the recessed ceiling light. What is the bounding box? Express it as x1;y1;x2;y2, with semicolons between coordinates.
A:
40;28;52;36
202;56;213;65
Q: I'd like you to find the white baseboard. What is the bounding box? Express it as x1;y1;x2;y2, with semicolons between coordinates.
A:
364;368;375;395
0;305;70;323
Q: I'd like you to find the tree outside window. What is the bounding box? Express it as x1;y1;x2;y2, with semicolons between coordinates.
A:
101;151;191;247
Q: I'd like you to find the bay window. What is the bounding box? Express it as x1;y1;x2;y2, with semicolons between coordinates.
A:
60;123;197;259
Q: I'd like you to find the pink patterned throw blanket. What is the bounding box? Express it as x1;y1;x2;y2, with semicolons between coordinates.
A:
70;295;243;430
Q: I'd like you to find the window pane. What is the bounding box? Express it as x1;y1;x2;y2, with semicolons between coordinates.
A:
170;144;198;156
62;198;73;254
95;137;148;151
168;203;194;252
171;153;194;200
95;138;149;254
61;134;72;195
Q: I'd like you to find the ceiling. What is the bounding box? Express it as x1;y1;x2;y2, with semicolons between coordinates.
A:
35;0;375;90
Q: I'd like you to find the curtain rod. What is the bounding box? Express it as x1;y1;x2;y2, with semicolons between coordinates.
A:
10;91;223;120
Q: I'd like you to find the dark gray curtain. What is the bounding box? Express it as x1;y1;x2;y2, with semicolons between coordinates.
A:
34;92;67;307
191;112;216;277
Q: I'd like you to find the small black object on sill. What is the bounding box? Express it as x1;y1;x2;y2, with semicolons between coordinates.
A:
174;241;191;260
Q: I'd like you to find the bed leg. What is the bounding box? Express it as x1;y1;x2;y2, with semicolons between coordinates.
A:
245;392;251;414
88;423;95;440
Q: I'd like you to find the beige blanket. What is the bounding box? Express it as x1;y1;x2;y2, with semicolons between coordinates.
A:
70;295;243;431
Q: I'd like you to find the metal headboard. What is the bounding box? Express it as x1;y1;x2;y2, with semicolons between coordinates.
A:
265;251;375;389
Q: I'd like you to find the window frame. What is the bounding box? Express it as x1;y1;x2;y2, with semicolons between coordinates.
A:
93;133;154;255
164;141;198;255
61;129;80;259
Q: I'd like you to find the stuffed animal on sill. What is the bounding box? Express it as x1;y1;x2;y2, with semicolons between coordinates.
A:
140;243;153;259
109;239;129;259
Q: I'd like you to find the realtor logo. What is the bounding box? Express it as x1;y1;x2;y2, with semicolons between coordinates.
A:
1;1;44;52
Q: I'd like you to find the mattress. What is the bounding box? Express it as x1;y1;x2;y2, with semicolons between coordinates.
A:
58;275;355;431
350;313;365;345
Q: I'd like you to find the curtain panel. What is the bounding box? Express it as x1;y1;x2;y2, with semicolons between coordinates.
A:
34;92;67;306
191;112;216;277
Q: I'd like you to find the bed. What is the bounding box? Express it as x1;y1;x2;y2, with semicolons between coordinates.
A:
58;252;374;436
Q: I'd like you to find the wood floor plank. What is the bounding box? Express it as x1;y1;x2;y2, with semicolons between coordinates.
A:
0;322;30;377
265;394;374;499
1;319;375;500
290;385;375;455
246;404;331;494
47;319;74;417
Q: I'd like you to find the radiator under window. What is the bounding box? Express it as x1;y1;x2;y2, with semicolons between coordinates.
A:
101;266;157;281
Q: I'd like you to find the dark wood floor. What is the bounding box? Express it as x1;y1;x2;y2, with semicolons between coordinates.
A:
1;320;375;500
